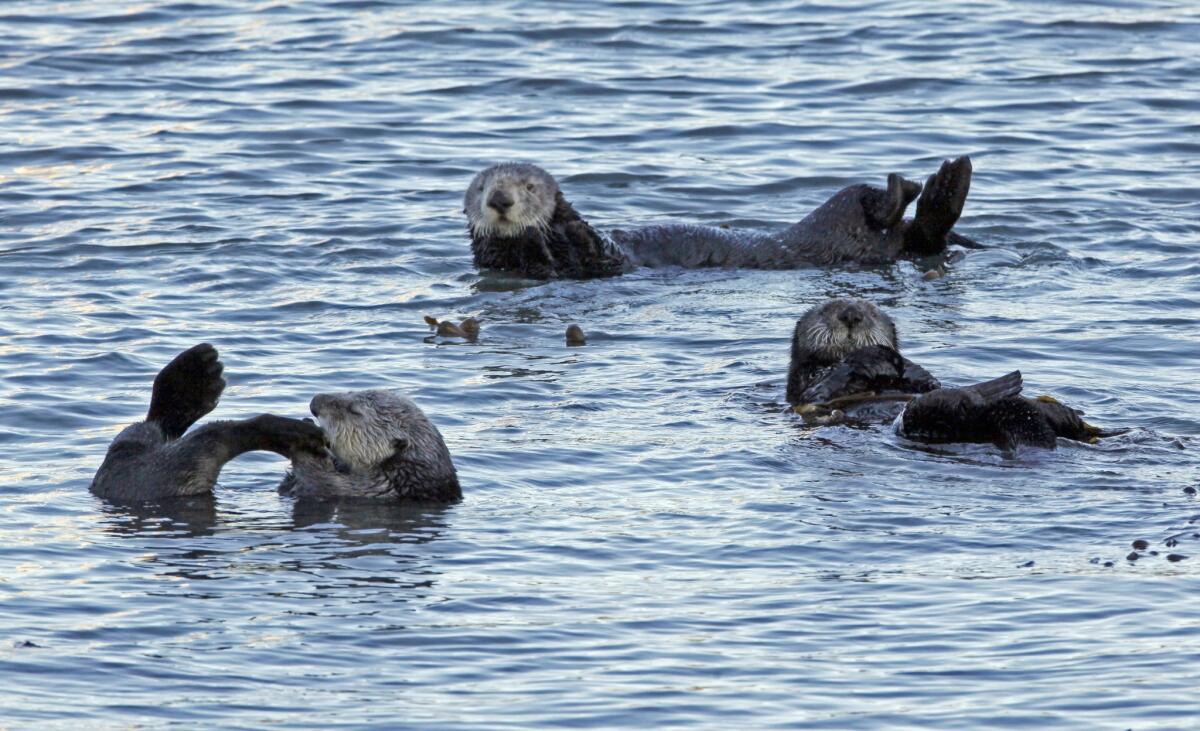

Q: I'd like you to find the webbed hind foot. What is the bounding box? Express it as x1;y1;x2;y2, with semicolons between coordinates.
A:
146;343;226;440
906;155;972;255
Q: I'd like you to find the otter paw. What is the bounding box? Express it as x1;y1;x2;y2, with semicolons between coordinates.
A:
254;414;330;457
282;417;329;457
147;343;226;439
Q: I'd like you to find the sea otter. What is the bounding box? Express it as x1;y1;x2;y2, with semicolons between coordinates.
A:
91;343;328;503
898;371;1110;450
465;157;976;279
280;389;460;503
786;297;940;407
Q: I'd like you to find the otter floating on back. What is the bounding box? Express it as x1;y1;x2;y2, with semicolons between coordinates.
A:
782;300;1118;448
91;344;328;503
91;345;460;504
786;297;940;407
465;157;976;279
280;389;460;503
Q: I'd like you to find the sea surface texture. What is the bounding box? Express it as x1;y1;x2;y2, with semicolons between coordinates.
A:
2;1;1199;728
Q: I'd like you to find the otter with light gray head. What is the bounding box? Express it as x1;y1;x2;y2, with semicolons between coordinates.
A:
786;297;940;407
280;390;460;503
91;343;328;503
465;157;975;279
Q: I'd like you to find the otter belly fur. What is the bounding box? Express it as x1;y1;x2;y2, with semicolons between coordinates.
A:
280;389;461;503
465;158;976;279
91;344;328;504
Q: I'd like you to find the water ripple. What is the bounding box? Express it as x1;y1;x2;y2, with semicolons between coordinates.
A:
1;0;1199;728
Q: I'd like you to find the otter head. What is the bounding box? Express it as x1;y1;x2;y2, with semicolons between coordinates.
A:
793;297;898;363
464;162;560;240
310;389;444;473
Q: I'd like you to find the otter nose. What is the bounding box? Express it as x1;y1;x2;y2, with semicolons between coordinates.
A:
487;188;514;214
838;306;864;328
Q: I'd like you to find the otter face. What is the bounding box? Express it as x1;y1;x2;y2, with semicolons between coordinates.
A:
464;162;559;239
309;389;438;472
795;297;897;361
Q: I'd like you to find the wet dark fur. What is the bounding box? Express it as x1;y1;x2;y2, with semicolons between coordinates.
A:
91;344;327;503
899;372;1107;450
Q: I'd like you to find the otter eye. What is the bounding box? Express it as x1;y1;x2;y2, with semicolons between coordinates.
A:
392;437;409;453
525;183;536;192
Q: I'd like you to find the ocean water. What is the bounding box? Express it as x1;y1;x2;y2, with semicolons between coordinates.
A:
2;0;1199;728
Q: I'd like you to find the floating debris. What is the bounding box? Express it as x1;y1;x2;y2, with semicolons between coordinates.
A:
425;315;480;341
459;317;481;337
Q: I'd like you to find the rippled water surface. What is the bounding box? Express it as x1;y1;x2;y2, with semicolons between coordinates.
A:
3;1;1200;728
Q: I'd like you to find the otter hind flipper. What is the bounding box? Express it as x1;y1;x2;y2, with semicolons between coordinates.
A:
963;369;1023;403
905;155;972;255
864;174;923;230
146;343;226;440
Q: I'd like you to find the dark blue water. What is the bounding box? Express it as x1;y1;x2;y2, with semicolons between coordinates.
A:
2;1;1199;728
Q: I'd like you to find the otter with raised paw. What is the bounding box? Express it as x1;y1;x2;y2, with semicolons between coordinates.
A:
280;390;460;503
786;297;940;410
91;344;328;503
898;371;1114;450
465;157;976;279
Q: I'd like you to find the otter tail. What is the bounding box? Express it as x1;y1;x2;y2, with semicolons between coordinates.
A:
906;156;972;255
